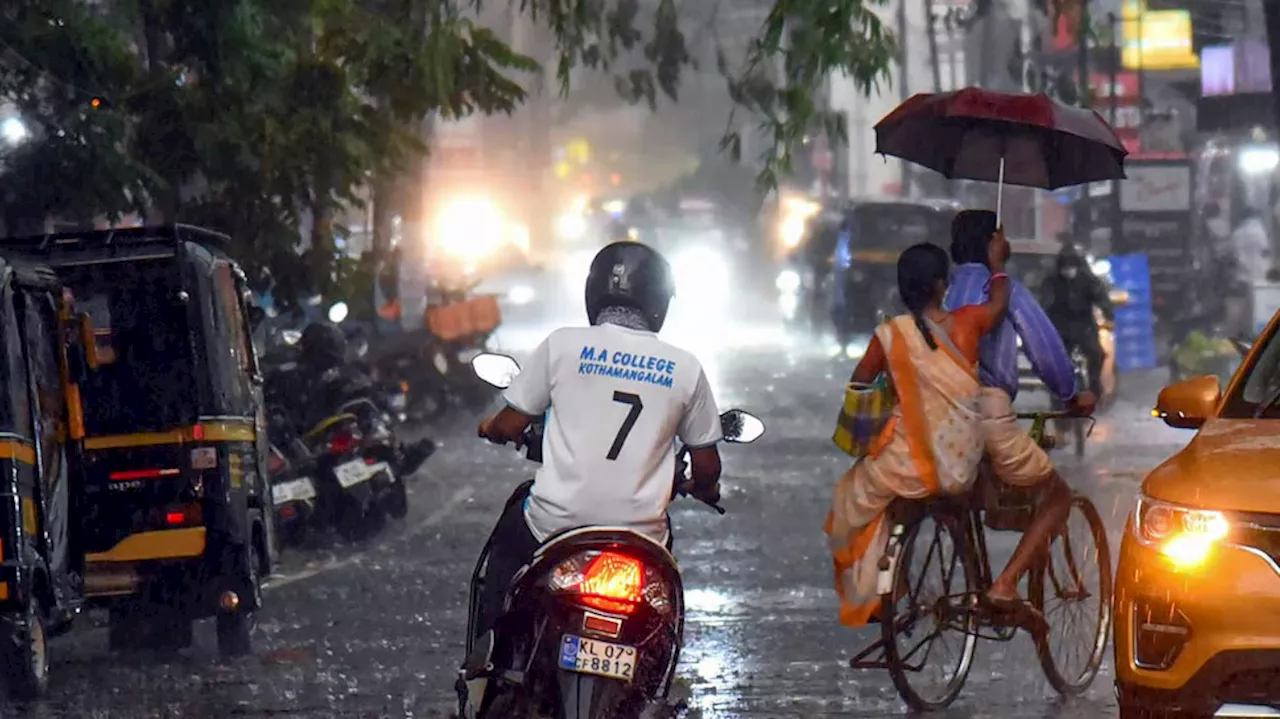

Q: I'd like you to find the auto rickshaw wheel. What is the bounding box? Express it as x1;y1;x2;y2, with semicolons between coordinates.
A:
2;599;49;700
216;540;260;659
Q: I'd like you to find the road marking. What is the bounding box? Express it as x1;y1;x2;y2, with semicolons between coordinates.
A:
264;484;475;591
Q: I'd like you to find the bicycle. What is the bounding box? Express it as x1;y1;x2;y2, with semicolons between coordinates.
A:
848;410;1113;712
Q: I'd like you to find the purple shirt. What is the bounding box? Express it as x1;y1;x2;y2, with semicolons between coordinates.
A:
942;262;1077;401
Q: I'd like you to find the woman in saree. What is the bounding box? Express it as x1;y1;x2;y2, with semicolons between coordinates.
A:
826;234;1010;627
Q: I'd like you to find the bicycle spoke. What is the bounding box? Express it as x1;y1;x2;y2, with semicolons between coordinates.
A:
1037;500;1110;692
887;516;975;703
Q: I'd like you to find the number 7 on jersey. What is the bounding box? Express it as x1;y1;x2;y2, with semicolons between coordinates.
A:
606;391;644;460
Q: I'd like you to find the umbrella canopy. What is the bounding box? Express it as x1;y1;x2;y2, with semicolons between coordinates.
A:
874;87;1127;190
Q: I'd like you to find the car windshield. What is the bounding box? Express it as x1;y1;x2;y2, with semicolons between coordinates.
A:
1220;329;1276;418
61;258;199;435
851;205;951;251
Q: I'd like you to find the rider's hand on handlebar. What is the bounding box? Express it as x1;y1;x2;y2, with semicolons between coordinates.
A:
477;415;505;445
681;479;720;506
1067;390;1097;417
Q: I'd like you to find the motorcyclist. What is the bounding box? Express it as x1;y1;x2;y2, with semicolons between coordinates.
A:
295;321;434;475
466;241;725;664
1040;242;1114;395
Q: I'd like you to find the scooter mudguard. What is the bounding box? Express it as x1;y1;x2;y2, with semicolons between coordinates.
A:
557;671;627;719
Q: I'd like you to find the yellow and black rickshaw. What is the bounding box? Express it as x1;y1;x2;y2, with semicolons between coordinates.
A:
831;197;960;340
0;225;272;659
0;259;91;698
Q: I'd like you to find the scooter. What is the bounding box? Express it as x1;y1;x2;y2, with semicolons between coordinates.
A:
266;438;319;548
456;353;766;719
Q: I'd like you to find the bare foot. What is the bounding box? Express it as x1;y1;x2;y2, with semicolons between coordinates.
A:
985;581;1019;605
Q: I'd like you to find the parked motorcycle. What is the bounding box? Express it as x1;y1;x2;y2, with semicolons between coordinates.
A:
370;331;454;423
456;353;766;719
265;422;319;547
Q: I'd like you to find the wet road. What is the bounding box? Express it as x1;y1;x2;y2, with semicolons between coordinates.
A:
8;315;1193;718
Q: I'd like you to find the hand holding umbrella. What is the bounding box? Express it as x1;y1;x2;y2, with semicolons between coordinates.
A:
874;87;1128;223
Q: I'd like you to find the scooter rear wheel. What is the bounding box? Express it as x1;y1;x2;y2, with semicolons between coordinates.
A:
384;480;409;519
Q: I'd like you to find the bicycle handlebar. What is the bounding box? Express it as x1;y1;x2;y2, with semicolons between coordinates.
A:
1015;410;1081;420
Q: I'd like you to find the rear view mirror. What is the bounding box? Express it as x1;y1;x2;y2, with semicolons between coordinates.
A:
78;313;100;370
1153;375;1221;430
721;409;765;444
472;353;521;389
1230;336;1253;356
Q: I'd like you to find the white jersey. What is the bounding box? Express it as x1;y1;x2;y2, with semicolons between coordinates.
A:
503;323;723;543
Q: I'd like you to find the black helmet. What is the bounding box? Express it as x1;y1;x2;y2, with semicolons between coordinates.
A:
584;241;675;332
1056;243;1086;270
300;322;347;366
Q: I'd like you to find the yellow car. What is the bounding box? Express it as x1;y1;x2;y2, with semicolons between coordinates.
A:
1115;318;1280;718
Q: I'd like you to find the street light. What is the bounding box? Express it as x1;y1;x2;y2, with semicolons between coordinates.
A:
0;117;27;146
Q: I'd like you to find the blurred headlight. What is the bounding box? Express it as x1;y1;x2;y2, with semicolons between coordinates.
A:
556;213;586;241
778;197;821;250
674;246;730;303
434;196;506;261
1133;495;1230;569
779;293;798;319
1091;258;1112;277
776;269;801;293
779;215;807;250
508;285;536;305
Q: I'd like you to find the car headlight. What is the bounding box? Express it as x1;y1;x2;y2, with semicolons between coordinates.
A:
776;269;801;294
1090;258;1111;277
1133;494;1230;569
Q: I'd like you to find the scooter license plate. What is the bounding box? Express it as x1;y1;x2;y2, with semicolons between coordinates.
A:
558;634;638;682
272;477;317;504
334;460;374;488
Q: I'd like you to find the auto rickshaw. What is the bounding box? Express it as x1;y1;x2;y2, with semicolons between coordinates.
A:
830;197;961;343
0;225;272;659
0;260;91;698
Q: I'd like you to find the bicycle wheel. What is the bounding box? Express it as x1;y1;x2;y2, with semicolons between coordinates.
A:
1029;495;1113;695
881;513;979;712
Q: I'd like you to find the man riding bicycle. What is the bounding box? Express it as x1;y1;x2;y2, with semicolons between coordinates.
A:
942;210;1095;623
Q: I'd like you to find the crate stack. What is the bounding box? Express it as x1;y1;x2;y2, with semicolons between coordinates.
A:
1108;254;1158;372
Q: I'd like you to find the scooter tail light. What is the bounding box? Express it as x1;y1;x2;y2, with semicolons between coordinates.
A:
267;448;286;475
642;565;674;616
327;426;361;455
579;551;644;614
547;550;656;615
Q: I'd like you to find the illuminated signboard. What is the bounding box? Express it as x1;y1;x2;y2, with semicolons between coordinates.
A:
1121;1;1198;71
1200;40;1273;97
